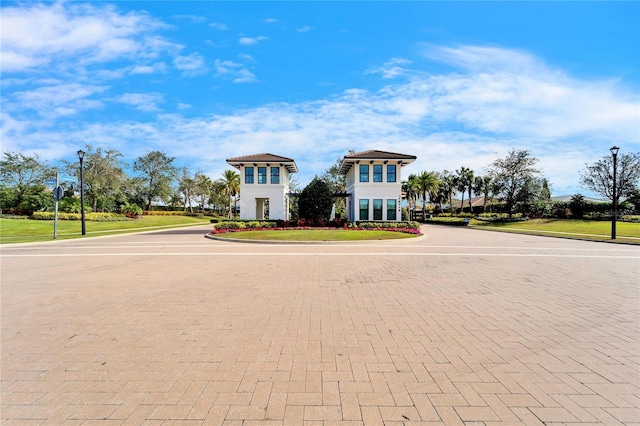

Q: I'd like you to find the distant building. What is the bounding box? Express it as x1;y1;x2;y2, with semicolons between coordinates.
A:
339;150;416;222
226;153;298;221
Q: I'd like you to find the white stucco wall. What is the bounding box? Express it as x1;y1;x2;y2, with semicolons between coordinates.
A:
345;161;404;222
238;165;291;220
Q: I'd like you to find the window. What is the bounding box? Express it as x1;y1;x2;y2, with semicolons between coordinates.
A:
373;164;383;182
359;164;369;182
258;167;267;184
359;199;369;220
245;167;254;184
387;164;396;182
270;167;280;184
387;199;397;220
373;199;383;220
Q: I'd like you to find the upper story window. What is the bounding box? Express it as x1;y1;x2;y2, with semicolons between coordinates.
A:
258;167;267;184
387;164;397;182
270;167;280;184
373;164;383;182
359;164;369;182
245;167;254;184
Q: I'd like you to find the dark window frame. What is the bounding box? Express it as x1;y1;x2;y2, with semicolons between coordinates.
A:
245;167;254;184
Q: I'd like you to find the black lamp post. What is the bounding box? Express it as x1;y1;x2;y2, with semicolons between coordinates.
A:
77;150;86;236
610;146;619;240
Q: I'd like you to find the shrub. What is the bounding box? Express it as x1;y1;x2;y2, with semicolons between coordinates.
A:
31;212;127;221
120;203;143;217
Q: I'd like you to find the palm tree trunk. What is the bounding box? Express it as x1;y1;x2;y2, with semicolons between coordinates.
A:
228;194;233;219
460;192;465;215
422;191;427;221
468;188;473;214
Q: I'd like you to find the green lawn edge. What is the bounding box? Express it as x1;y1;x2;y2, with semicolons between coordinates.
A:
0;216;212;244
426;218;640;244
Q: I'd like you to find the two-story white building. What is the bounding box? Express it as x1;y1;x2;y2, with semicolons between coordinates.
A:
339;150;416;222
226;153;298;221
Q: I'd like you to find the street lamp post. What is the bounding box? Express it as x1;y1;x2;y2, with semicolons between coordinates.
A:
77;150;86;236
610;146;619;240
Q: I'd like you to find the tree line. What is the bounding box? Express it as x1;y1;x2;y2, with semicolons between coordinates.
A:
398;149;640;220
0;147;241;218
1;147;638;220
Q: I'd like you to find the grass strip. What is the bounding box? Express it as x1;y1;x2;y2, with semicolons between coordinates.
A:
0;216;212;244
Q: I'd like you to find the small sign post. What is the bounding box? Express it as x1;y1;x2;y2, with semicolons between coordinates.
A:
52;174;63;239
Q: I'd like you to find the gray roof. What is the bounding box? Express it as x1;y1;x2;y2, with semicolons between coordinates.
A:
226;153;298;173
339;150;416;175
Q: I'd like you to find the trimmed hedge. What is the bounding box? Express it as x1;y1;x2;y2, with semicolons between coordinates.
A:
31;212;129;221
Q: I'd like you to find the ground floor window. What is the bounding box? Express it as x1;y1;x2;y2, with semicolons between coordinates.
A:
359;199;369;220
387;199;397;220
373;199;383;220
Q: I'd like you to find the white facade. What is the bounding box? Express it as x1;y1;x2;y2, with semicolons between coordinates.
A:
227;154;298;221
340;151;416;222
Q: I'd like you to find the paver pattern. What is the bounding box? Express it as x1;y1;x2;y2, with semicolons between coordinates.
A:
1;224;639;425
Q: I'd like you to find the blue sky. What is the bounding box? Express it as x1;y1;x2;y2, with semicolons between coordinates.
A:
2;1;639;196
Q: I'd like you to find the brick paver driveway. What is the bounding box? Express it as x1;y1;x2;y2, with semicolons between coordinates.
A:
1;224;639;425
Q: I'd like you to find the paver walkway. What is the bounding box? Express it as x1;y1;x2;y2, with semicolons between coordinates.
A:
1;224;639;425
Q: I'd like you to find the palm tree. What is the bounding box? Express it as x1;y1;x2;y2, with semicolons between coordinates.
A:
194;174;213;212
417;171;439;221
402;174;420;219
440;171;456;214
456;167;473;214
473;176;485;213
216;169;240;219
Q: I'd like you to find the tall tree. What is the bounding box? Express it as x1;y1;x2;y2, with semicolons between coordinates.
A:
216;169;240;219
178;168;197;213
321;157;347;218
417;171;439;221
439;170;457;214
194;174;213;212
580;152;640;202
489;149;541;217
456;167;473;214
0;152;52;210
402;173;420;218
298;177;333;222
70;145;127;212
133;151;177;211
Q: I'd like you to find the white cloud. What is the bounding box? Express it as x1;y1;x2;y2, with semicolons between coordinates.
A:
209;22;229;31
0;2;178;73
3;44;638;197
239;36;268;45
10;83;107;118
173;14;205;23
130;62;167;75
263;18;278;24
368;57;413;79
173;53;208;76
114;92;164;112
214;59;258;83
296;26;312;33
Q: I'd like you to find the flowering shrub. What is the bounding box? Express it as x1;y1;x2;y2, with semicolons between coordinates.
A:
212;220;421;235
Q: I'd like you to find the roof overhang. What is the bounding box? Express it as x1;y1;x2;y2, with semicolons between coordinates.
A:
338;150;416;175
226;153;298;174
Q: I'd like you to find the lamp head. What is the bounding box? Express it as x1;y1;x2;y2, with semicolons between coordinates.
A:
610;146;620;157
77;150;85;160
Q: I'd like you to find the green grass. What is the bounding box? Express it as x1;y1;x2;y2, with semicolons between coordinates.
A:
428;217;639;243
211;229;418;241
0;216;211;244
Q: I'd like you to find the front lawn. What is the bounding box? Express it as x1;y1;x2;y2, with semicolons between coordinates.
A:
0;216;211;244
427;217;639;243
